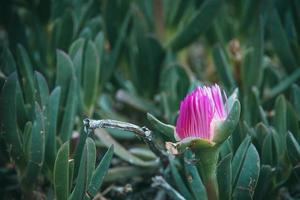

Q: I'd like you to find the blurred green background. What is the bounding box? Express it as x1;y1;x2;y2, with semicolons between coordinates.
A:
1;0;300;199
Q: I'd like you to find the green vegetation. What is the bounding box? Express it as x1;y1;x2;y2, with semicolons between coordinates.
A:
1;0;300;199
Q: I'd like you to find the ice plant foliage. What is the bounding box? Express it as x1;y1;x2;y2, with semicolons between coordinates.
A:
175;84;228;141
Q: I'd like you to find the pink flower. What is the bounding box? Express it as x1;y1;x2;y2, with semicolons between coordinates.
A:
175;84;228;141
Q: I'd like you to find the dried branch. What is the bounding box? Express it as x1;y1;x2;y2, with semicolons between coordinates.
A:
83;118;169;166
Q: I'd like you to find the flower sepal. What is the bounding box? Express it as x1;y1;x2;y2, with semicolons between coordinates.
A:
212;99;241;144
175;137;216;154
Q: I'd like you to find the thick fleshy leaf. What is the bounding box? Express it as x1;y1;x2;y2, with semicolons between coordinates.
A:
213;100;241;144
286;132;300;166
291;84;300;118
54;142;69;200
242;17;264;91
287;102;300;142
232;136;251;188
147;113;175;140
274;95;287;156
167;0;223;51
261;130;279;166
16;81;28;127
212;44;235;91
34;71;49;109
169;158;194;200
45;87;61;169
268;8;297;73
104;11;131;83
0;73;24;167
85;145;114;199
16;44;35;106
59;77;78;142
94;129;159;167
22;103;45;190
232;144;260;200
266;68;300;99
55;50;74;104
184;150;208;200
253;165;274;200
69;137;96;200
105;166;155;183
73;128;88;178
69;159;74;193
82;40;100;113
116;90;159;114
129;147;157;161
254;123;269;150
217;153;232;200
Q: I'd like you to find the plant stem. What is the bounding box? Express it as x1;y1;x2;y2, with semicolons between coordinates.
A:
83;118;169;166
195;147;219;200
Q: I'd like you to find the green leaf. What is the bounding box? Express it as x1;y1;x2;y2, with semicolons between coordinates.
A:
116;90;159;114
268;8;297;73
167;0;223;51
60;77;78;142
159;63;190;121
16;80;28;127
266;69;300;99
169;159;194;200
253;165;273;200
0;73;25;167
232;144;260;200
53;10;75;51
232;136;251;188
212;44;235;91
54;142;70;200
286;132;300;166
129;17;165;97
0;47;16;76
94;129;159;167
69;38;85;60
217;153;232;200
55;50;74;103
254;123;269;150
286;102;300;142
22;121;32;161
85;137;96;185
213;99;241;144
68;38;85;113
147;113;175;140
274;95;287;156
69;159;74;193
105;166;155;183
129;147;157;161
73;129;88;178
242;17;264;91
184;150;208;200
94;32;105;88
69;137;96;200
85;145;114;199
22;103;45;190
291;84;300;119
82;40;100;113
105;11;131;83
243;87;261;125
45;87;61;169
16;44;35;105
34;71;49;109
261;130;279;166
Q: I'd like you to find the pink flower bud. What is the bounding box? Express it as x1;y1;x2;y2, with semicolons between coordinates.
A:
175;84;228;141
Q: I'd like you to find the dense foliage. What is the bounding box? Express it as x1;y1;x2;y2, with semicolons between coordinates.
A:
1;0;300;199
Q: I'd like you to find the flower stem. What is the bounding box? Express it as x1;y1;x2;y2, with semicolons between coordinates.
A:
195;147;219;200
